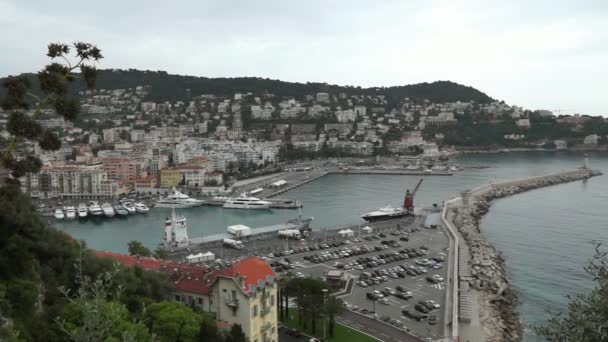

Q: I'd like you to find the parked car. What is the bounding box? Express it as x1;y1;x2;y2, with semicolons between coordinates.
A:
427;315;437;325
287;329;303;337
415;303;430;314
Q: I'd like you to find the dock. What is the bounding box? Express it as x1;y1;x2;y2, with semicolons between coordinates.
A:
167;215;423;263
330;169;453;176
203;198;302;209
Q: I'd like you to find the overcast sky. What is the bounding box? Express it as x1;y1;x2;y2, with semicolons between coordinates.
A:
2;0;607;115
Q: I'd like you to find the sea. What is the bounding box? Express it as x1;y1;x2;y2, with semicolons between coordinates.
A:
53;151;608;341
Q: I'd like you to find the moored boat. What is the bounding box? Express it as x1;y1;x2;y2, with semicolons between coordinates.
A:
65;206;76;219
54;208;65;220
114;204;129;216
88;201;104;216
223;194;271;210
156;188;204;208
122;201;137;214
134;202;150;213
78;203;88;218
101;203;115;217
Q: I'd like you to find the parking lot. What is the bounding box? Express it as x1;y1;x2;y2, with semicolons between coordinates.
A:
265;217;450;340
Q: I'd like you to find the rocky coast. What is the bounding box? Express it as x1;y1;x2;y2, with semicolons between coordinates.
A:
447;168;601;341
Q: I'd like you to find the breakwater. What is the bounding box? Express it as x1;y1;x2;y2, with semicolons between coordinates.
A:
445;168;601;341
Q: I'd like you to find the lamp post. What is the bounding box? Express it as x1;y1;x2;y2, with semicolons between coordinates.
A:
322;288;328;341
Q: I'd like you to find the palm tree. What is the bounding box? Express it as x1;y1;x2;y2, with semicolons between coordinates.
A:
325;296;345;337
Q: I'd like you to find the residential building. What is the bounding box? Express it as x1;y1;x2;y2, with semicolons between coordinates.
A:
516;119;531;129
20;164;123;199
584;134;599;145
135;175;158;193
101;157;138;184
160;168;182;188
316;92;330;103
93;252;279;342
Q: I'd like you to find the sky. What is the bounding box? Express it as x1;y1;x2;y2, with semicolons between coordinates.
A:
1;0;607;115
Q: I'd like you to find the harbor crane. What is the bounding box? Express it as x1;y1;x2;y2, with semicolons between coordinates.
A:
403;179;423;216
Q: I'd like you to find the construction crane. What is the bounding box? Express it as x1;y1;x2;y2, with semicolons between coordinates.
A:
403;179;423;216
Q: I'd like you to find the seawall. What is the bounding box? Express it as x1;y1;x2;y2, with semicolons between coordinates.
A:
444;168;601;342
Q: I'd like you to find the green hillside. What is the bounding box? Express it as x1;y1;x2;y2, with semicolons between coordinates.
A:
1;69;493;104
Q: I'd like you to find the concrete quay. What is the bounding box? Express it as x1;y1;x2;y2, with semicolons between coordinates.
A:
441;168;601;342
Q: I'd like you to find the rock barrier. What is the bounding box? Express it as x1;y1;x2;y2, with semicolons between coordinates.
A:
448;168;601;341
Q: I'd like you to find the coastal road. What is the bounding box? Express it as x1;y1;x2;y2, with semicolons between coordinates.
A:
337;311;424;342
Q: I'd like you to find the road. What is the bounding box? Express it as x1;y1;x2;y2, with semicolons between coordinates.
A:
338;311;424;342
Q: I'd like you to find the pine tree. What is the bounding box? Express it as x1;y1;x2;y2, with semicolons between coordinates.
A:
0;42;102;180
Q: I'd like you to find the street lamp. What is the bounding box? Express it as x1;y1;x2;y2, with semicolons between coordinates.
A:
322;288;328;341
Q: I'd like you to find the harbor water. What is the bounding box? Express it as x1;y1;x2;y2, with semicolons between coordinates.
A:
54;151;608;341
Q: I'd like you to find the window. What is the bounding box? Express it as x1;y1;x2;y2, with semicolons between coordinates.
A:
174;295;181;302
198;298;203;305
270;294;274;306
253;305;258;317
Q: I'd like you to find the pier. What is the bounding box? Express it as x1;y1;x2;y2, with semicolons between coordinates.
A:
441;167;601;342
167;215;422;262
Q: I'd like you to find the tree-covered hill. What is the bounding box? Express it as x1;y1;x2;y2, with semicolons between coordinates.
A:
1;69;494;104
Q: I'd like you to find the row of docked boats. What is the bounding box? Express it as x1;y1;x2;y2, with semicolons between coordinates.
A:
54;200;150;220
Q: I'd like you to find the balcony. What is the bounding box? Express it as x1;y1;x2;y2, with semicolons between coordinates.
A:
260;306;271;316
261;322;272;333
225;297;239;308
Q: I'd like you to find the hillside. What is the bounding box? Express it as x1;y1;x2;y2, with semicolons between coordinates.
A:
1;69;493;104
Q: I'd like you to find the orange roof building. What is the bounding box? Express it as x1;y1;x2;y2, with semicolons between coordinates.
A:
93;251;278;342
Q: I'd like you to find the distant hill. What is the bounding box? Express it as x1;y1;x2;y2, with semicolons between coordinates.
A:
0;69;493;104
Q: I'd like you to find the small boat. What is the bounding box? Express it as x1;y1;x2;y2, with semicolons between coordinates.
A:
114;205;129;216
65;206;76;219
101;203;115;217
88;201;104;216
54;208;65;220
134;202;150;213
122;201;137;214
78;203;88;218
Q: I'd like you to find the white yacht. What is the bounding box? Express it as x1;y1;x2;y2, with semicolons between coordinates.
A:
65;206;76;219
88;201;104;216
134;202;150;213
114;204;129;216
362;206;407;222
77;203;88;218
54;208;65;220
156;188;204;208
122;201;137;214
223;194;271;210
101;202;115;217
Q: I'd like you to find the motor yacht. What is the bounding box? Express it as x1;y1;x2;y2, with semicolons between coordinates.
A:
223;194;271;210
362;206;407;222
114;204;129;216
156;188;204;208
88;201;104;216
54;208;65;220
65;206;76;219
101;202;115;217
134;202;150;213
122;201;137;214
77;203;88;218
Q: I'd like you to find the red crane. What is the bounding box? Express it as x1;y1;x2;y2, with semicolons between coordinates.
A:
403;179;423;215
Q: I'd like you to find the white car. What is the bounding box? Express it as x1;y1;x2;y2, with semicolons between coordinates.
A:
426;300;441;309
373;290;384;298
296;272;305;278
378;298;390;305
432;274;444;282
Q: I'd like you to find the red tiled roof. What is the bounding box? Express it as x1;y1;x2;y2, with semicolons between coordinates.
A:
92;252;274;296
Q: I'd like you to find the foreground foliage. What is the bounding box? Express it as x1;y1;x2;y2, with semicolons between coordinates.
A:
535;243;608;341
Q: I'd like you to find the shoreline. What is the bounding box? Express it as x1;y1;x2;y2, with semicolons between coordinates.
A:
445;168;601;341
454;146;608;154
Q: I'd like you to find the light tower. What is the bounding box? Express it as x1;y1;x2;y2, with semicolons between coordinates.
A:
583;153;589;170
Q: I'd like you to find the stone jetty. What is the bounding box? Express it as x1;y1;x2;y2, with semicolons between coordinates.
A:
446;168;601;341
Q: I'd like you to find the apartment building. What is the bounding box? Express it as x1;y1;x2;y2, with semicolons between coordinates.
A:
94;252;279;342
